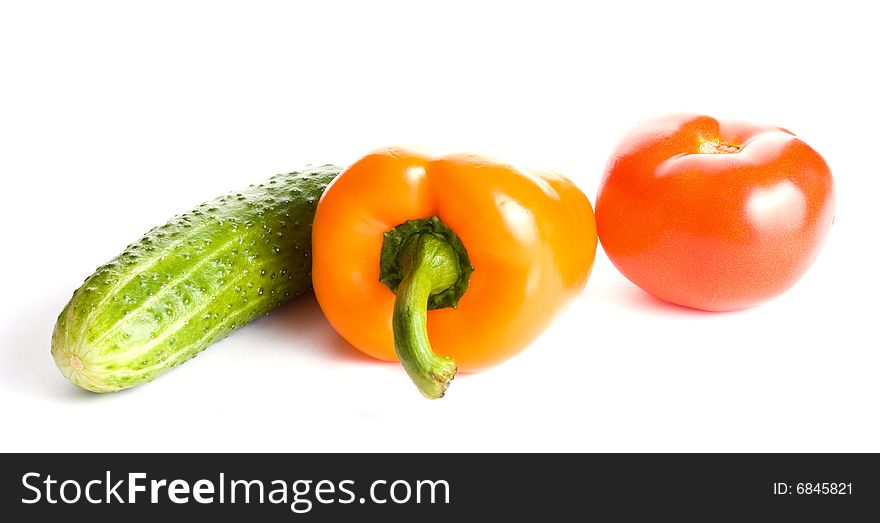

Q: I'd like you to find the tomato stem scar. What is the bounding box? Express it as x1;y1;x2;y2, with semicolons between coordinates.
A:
699;141;742;154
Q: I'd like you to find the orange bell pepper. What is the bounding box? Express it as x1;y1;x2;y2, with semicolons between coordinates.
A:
312;148;597;398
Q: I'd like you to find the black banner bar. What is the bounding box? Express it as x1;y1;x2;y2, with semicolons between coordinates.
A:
2;453;876;520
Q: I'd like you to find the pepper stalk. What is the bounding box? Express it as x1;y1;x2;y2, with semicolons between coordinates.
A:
379;217;473;399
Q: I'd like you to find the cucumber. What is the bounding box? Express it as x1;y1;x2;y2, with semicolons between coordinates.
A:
51;165;341;392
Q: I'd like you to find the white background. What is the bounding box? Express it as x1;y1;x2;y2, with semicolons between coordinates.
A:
1;1;877;452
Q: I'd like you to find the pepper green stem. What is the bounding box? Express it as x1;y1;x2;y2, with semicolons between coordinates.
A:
392;232;461;399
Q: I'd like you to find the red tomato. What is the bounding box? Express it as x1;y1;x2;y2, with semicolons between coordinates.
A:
595;114;835;311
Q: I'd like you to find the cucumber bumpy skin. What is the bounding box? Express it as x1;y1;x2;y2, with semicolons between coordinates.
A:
51;165;340;392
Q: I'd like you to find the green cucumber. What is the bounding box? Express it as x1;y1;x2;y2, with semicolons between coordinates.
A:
51;165;340;392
